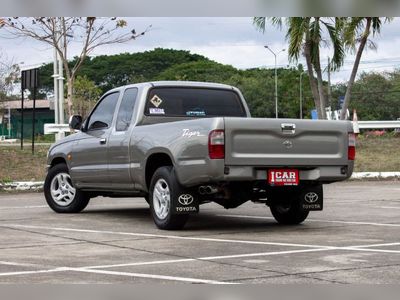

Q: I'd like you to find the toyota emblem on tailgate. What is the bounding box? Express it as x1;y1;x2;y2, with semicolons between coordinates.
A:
178;194;194;206
283;140;293;149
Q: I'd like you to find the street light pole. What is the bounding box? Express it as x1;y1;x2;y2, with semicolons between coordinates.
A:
264;46;285;118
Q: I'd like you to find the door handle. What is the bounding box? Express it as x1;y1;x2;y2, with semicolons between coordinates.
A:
281;123;296;135
100;138;107;145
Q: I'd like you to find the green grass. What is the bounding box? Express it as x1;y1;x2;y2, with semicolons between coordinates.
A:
0;134;399;182
354;134;400;172
0;145;49;182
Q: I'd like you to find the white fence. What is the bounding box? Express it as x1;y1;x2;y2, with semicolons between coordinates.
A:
356;120;400;129
353;120;400;133
43;120;400;137
44;123;70;134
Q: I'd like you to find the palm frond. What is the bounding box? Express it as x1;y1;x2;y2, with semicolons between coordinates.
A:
253;17;266;32
309;18;322;66
324;21;345;71
343;17;364;49
269;17;283;29
371;17;382;36
286;17;309;62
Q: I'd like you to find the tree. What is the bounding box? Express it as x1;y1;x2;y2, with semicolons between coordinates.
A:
254;17;345;119
331;70;400;121
33;48;321;119
0;51;20;109
0;56;19;97
38;48;206;94
339;17;392;120
156;60;237;82
2;17;149;116
73;75;102;117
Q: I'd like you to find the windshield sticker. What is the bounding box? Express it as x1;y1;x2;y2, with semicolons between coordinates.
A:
186;110;206;117
149;108;165;115
150;95;163;107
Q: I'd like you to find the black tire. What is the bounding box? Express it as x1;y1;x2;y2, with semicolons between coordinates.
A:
270;195;309;225
44;163;90;213
149;166;189;230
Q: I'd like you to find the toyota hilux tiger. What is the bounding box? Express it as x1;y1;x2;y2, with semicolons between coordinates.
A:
44;81;355;230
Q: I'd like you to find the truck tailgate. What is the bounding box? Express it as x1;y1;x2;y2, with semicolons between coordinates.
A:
224;118;351;166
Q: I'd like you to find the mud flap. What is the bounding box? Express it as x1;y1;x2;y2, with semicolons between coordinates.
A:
171;189;199;214
299;185;323;211
170;171;199;215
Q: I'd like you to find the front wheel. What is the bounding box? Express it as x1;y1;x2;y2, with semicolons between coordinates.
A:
44;163;90;213
149;166;189;230
270;198;309;225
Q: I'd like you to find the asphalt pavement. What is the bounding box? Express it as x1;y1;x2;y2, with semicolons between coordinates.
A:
0;180;399;284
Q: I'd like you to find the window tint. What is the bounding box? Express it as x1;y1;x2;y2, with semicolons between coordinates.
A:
145;87;245;117
116;88;138;131
87;92;119;130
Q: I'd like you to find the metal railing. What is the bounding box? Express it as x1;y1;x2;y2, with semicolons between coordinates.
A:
44;123;70;134
44;120;400;137
356;120;400;129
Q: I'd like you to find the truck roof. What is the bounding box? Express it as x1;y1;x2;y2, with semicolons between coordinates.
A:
107;81;236;93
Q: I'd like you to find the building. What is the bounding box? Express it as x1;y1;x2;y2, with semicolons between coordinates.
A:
0;99;55;139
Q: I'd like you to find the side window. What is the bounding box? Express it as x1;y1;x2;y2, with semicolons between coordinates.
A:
116;88;138;131
87;92;120;130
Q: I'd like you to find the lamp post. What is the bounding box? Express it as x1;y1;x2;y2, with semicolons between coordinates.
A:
299;71;306;119
264;45;285;118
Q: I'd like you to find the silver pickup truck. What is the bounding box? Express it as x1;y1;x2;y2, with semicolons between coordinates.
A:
44;81;355;230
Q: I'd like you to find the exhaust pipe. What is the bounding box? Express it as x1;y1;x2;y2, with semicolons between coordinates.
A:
198;185;219;195
198;186;207;195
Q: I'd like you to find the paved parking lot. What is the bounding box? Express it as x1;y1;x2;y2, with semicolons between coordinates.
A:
0;181;399;283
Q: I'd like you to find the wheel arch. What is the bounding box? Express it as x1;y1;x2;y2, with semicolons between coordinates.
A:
145;152;174;190
50;156;67;168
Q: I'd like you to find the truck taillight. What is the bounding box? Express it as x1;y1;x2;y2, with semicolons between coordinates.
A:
348;133;356;160
209;130;225;159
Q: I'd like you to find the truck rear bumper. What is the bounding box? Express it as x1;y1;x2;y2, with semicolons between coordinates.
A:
176;159;353;187
223;165;353;183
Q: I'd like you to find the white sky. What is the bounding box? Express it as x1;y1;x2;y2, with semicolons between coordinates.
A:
2;17;400;84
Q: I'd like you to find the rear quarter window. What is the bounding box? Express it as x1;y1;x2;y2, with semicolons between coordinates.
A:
145;87;246;118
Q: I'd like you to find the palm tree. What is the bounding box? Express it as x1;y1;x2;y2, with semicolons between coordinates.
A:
254;17;345;119
340;17;392;120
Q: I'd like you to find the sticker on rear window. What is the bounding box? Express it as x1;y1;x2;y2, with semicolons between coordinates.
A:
186;110;206;117
150;95;163;107
149;108;165;115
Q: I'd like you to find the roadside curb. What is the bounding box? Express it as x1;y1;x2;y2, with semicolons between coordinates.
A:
0;181;44;192
1;172;399;192
350;172;400;180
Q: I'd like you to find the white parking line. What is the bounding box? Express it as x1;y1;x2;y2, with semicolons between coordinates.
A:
84;248;332;270
0;260;41;267
380;206;400;209
2;224;332;249
339;247;400;254
0;266;229;284
0;267;68;277
0;205;48;210
0;204;140;210
217;214;400;227
5;223;400;254
71;268;230;284
350;242;400;249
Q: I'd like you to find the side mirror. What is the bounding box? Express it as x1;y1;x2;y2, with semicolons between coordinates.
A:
69;115;83;130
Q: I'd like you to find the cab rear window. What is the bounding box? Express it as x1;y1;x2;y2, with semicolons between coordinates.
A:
145;87;246;117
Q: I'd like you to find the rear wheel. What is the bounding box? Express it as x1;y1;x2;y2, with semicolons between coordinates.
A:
270;195;309;225
149;166;189;230
44;163;90;213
